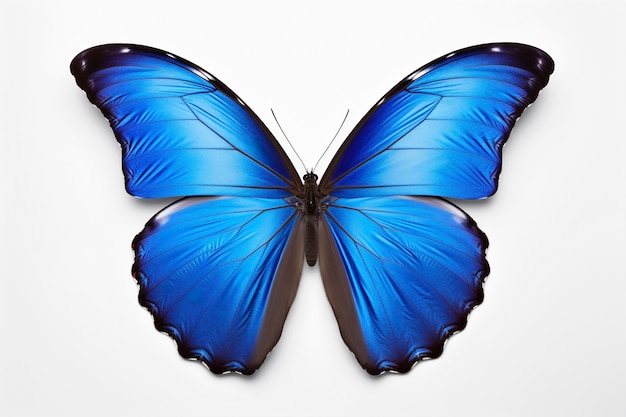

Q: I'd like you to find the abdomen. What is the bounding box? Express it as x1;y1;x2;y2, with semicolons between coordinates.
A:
304;214;318;266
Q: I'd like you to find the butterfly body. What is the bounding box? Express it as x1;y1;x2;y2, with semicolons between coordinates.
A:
300;173;322;266
71;43;553;374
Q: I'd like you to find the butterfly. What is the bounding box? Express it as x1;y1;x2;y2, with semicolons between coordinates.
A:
70;43;553;375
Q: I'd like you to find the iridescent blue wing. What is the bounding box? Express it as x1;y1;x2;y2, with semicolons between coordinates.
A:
320;43;554;199
132;196;304;374
317;43;552;373
71;44;301;198
318;196;488;374
71;45;306;374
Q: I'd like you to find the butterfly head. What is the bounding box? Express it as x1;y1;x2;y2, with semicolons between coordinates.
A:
302;172;318;184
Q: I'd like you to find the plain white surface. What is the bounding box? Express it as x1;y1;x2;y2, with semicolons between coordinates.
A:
1;0;625;416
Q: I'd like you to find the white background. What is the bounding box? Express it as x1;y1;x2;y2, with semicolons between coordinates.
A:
1;1;625;416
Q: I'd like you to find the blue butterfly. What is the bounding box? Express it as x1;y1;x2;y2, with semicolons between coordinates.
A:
70;43;553;375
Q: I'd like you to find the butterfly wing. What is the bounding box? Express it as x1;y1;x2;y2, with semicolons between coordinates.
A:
71;45;306;373
317;43;553;373
318;196;488;374
71;44;301;198
132;196;304;374
320;43;554;199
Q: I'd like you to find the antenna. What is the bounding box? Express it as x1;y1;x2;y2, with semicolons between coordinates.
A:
271;109;307;172
313;109;350;173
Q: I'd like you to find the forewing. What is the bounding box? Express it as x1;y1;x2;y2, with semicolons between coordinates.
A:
320;43;554;199
318;196;488;374
71;44;301;198
132;196;304;374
